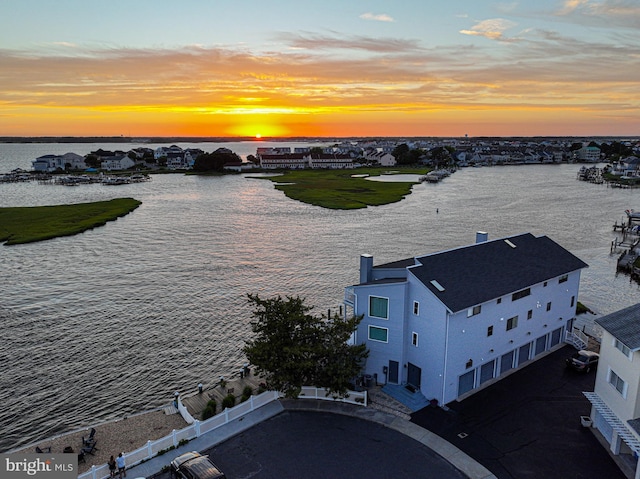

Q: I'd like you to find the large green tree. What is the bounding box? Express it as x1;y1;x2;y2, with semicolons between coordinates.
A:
193;148;241;172
243;294;368;398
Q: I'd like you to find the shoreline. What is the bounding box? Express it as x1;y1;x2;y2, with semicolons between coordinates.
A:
9;408;187;474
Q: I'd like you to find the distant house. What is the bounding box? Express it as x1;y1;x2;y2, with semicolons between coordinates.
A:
101;155;135;171
364;151;396;166
155;145;183;160
584;303;640;478
577;145;601;162
259;153;309;169
223;162;256;172
344;232;588;405
309;154;353;169
611;156;640;177
32;153;86;172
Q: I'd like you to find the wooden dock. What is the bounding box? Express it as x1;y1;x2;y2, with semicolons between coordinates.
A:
180;368;265;420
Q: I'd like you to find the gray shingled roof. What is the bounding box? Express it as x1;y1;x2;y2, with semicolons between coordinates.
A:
409;233;588;313
595;303;640;350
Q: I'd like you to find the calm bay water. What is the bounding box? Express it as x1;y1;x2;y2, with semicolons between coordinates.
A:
1;142;639;452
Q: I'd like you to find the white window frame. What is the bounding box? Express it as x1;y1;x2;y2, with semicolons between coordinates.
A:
506;315;518;331
412;332;418;347
608;368;628;398
413;301;419;316
368;325;389;343
369;295;389;320
467;305;481;317
614;339;632;360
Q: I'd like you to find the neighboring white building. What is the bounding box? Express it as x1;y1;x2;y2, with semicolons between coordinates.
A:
32;153;87;172
101;155;135;171
344;232;588;405
584;303;640;479
577;145;601;162
309;154;353;169
364;151;396;166
611;157;640;177
154;145;184;160
259;153;309;169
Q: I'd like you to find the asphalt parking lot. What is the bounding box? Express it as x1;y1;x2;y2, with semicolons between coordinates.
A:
411;345;625;479
204;410;467;479
152;409;469;479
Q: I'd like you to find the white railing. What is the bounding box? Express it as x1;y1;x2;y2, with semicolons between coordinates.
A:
176;397;195;425
77;391;280;479
298;386;367;407
78;387;366;479
565;328;587;350
344;287;355;306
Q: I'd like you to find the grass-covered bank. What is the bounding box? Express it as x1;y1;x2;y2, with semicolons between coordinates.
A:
0;198;141;245
256;167;429;209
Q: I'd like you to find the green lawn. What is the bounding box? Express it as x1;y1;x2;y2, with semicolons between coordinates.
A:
0;198;141;245
258;167;428;209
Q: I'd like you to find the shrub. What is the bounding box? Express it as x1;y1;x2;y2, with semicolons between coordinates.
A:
222;394;236;410
241;386;253;403
202;399;217;420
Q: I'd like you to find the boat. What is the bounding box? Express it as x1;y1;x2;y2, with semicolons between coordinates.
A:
626;209;640;220
102;176;131;185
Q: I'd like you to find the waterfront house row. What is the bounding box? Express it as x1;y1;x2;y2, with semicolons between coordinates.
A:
344;232;588;405
584;303;640;479
258;153;356;169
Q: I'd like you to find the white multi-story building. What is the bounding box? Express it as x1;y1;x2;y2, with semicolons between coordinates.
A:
344;232;588;405
584;303;640;479
32;153;87;172
101;155;135;171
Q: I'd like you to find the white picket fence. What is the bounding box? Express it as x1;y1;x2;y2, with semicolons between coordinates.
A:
78;387;366;479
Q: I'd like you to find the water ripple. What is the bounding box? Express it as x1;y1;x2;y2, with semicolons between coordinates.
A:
1;152;639;451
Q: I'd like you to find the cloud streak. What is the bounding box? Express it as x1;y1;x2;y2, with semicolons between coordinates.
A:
460;18;517;40
359;12;395;22
0;22;639;136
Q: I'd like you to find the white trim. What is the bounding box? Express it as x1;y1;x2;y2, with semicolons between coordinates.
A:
614;338;632;360
584;391;640;453
412;331;419;347
608;368;628;398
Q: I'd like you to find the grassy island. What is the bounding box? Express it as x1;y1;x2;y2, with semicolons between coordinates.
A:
258;167;428;210
0;198;141;245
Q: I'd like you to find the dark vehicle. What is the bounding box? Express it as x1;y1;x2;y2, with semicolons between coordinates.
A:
170;451;226;479
566;350;599;372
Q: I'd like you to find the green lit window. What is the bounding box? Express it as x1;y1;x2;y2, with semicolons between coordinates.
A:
369;296;389;319
368;326;388;342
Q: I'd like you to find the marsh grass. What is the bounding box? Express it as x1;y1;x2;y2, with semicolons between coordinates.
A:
258;167;428;209
0;198;141;245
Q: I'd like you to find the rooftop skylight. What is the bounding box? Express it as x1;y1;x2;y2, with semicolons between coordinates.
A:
430;279;445;292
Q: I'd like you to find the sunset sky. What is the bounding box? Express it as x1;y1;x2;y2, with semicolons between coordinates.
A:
1;0;639;138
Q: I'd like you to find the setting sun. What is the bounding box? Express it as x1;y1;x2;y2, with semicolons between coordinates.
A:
255;133;262;139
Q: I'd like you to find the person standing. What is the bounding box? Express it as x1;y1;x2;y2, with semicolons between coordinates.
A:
108;455;117;478
116;453;126;479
